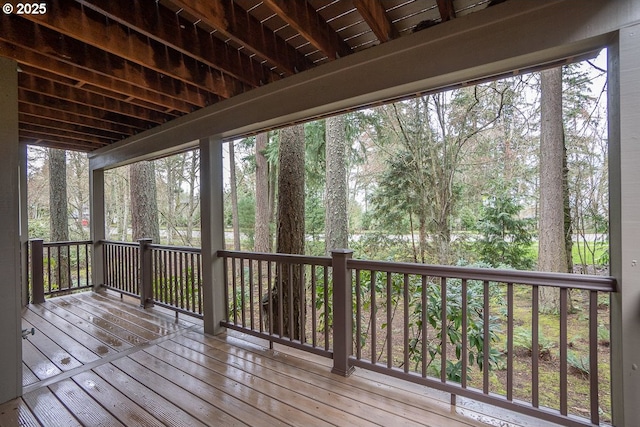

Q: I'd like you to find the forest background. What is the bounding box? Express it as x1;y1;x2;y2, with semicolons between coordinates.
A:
27;53;608;277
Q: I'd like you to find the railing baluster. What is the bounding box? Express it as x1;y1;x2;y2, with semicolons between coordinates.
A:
421;275;427;378
240;257;246;327
589;290;599;425
440;277;447;383
532;285;540;408
371;270;377;365
560;287;568;416
232;257;238;324
461;278;468;389
356;269;362;360
222;256;229;321
311;264;317;347
507;282;514;401
403;273;409;373
323;266;329;350
483;280;490;394
249;259;255;330
258;260;264;333
299;264;305;344
288;263;294;341
386;272;392;369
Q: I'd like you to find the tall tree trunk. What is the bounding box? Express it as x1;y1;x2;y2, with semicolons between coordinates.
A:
229;141;241;251
538;68;567;313
267;124;305;339
130;161;160;243
325;116;348;254
255;132;272;252
49;148;69;289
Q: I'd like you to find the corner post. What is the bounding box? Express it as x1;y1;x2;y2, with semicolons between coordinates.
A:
19;143;29;306
30;239;45;304
139;238;154;308
201;136;226;335
89;163;105;291
331;249;355;376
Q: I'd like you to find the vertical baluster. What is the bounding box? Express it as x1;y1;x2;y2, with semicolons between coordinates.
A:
507;283;514;401
441;277;447;383
421;275;427;378
240;257;246;327
222;256;229;320
403;273;409;373
386;272;392;369
532;285;539;408
277;262;284;338
324;266;329;350
483;280;490;394
560;287;568;416
268;261;273;336
197;252;203;315
66;245;72;290
311;264;317;347
461;278;468;389
371;271;377;364
249;259;255;330
299;264;305;343
57;246;62;292
288;263;294;341
589;290;599;425
231;257;238;324
179;251;185;309
76;244;81;288
356;269;362;360
47;246;52;294
190;253;195;313
258;261;264;333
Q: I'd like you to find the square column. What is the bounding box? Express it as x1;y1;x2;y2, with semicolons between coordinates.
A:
89;165;105;290
200;137;226;335
0;57;22;403
609;25;640;426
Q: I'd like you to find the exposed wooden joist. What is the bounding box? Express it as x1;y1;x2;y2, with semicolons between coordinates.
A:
352;0;400;43
19;75;179;122
19;135;104;152
20;3;244;99
19;114;131;140
436;0;456;22
20;123;114;146
170;0;312;75
78;0;280;88
18;90;159;130
261;0;352;59
19;104;141;136
0;18;214;109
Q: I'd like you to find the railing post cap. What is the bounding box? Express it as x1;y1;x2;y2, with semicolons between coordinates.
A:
330;249;354;255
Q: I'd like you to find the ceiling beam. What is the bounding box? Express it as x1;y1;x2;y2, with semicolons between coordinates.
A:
20;2;243;99
18;70;181;121
20;123;114;146
261;0;352;59
19;134;106;151
436;0;456;22
19;114;131;140
352;0;400;43
19;104;141;135
18;90;160;129
19;74;180;122
0;18;214;109
170;0;312;75
78;0;280;88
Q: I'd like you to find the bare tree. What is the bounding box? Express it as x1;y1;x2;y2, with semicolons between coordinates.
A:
267;124;305;339
325;115;348;253
254;132;272;252
130;161;160;243
229;141;241;250
49;148;69;288
538;67;568;313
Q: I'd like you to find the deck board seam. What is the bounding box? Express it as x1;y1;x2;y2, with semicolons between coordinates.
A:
23;323;202;394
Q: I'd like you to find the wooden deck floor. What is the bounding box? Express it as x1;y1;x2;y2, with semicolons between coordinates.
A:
1;291;552;426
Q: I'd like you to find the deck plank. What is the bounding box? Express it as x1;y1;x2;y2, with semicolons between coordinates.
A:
22;339;62;381
21;318;84;372
22;387;81;427
0;397;41;427
100;360;245;426
32;301;133;353
22;363;40;387
133;347;314;427
23;307;101;364
48;379;125;427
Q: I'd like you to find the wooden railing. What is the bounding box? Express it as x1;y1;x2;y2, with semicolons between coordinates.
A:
30;239;92;302
102;240;203;318
219;249;616;427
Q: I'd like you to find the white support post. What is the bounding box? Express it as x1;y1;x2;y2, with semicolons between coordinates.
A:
609;26;640;426
200;137;226;335
90;165;105;291
0;57;22;404
19;143;29;306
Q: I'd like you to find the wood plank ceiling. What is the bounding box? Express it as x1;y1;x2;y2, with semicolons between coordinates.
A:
0;0;506;152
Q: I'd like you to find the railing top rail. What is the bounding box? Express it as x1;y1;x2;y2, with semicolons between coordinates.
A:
37;239;92;247
348;259;617;292
100;240;139;247
218;250;332;267
149;244;201;254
